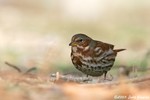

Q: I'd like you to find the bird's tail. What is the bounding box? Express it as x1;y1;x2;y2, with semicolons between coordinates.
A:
114;49;126;53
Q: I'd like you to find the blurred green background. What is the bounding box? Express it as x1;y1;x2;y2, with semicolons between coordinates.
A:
0;0;150;74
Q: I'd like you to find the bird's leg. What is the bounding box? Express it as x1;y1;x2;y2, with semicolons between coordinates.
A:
82;74;92;82
103;71;113;81
86;74;89;77
97;72;108;83
104;71;107;80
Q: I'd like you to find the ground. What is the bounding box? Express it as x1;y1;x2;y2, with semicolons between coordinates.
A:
0;70;150;100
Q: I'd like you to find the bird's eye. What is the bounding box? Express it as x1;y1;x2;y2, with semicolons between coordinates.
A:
77;39;83;42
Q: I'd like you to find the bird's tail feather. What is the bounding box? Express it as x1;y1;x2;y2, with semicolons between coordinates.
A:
114;49;126;53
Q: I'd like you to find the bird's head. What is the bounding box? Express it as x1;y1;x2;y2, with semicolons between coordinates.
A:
69;33;92;48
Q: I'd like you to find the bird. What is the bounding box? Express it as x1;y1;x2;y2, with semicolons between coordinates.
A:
69;33;125;80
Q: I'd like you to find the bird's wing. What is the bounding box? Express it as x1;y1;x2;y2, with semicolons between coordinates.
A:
95;41;117;68
95;40;114;52
93;41;116;62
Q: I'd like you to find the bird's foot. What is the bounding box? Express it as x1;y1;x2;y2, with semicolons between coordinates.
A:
104;74;113;81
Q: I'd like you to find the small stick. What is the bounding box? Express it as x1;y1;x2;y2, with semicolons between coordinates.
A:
50;73;92;83
24;67;37;74
5;61;37;74
50;72;150;85
5;61;22;73
84;75;150;86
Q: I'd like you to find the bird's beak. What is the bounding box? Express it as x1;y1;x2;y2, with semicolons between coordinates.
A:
69;42;77;46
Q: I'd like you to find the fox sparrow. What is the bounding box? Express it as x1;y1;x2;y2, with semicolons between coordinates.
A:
69;33;125;79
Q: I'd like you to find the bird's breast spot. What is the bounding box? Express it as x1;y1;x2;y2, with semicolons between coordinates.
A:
71;55;74;59
83;46;89;52
73;59;77;63
73;53;82;58
72;47;77;52
83;56;92;61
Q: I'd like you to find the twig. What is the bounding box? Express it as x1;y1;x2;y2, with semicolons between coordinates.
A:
129;76;150;83
5;61;37;74
50;72;150;85
83;75;150;86
23;67;37;74
50;73;92;83
5;61;22;73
